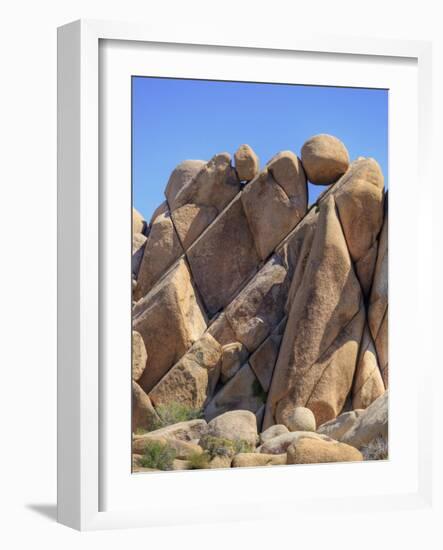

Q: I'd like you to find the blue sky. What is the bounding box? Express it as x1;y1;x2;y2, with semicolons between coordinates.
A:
132;77;388;221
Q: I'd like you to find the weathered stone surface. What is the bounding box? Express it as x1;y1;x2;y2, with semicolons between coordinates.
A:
352;326;385;409
301;134;350;185
207;456;233;469
205;364;265;421
149;200;168;225
334;158;384;267
149;333;222;409
133;435;203;459
171;203;218;249
220;341;249;383
225;255;290;352
317;409;364;441
260;431;331;455
172;459;192;470
132;330;147;381
132;233;147;279
206;410;258;447
133;208;146;234
134;211;184;300
368;200;388;387
355;241;378;297
249;333;282;392
232;453;286;467
165;160;206;210
260;424;289;444
264;196;364;429
135;419;208;442
241;163;307;260
280;406;316;432
267;150;307;200
341;391;388;449
234;144;259;181
173;153;240;213
133;259;207;392
287;438;363;464
207;313;238;347
187;196;260;316
132;381;160;432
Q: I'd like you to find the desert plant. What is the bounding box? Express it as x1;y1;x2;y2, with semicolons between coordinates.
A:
152;401;203;429
139;440;176;470
251;378;267;402
199;434;254;458
361;435;388;460
188;450;211;470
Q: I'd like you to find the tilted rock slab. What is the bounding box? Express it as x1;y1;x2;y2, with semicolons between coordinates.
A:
341;390;388;449
133;259;207;393
352;325;385;409
286;437;363;464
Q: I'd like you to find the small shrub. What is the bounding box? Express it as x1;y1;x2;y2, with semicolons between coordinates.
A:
153;402;203;429
252;379;267;402
188;451;211;470
361;435;388;461
139;440;176;470
200;435;254;458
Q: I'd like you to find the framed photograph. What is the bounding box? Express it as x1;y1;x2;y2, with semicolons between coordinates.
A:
57;19;433;531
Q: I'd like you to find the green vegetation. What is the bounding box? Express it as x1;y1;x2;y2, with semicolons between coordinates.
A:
139;440;176;470
252;378;267;402
152;401;203;429
188;450;211;470
199;434;254;459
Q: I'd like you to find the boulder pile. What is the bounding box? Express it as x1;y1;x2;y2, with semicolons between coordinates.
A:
132;134;388;471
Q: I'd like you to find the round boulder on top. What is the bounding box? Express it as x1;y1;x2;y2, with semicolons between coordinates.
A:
234;144;260;182
301;134;350;185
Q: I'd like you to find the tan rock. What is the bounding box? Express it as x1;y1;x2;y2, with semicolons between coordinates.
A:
206;410;258;447
132;233;147;278
133;208;146;234
225;255;290;352
368;199;388;387
287;438;363;464
301;134;350;185
149;333;222;409
241;164;307;260
133;259;207;392
317;410;364;441
341;391;388;449
132;435;202;459
234;144;259;181
173;153;240;213
135;419;208;442
260;431;331;455
355;241;378;297
207;456;232;469
232;453;286;467
132;330;148;381
220;341;249;383
267;150;307;200
352;326;385;409
171;203;218;249
207;313;238;347
205;364;265;421
281;406;316;432
134;211;184;300
260;424;289;444
165;160;205;210
334;158;384;266
149;200;168;225
187;196;260;316
264;196;364;429
249;333;282;392
132;381;160;432
172;459;192;471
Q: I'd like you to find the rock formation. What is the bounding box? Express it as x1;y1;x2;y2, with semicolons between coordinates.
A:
131;136;389;471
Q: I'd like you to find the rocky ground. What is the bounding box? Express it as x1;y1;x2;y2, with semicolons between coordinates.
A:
131;134;388;472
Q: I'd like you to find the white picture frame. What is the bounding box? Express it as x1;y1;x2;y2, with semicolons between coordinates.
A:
57;19;434;531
